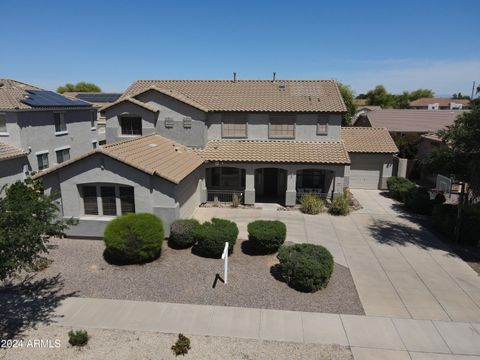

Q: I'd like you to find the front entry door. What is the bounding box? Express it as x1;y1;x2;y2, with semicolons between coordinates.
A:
263;168;278;197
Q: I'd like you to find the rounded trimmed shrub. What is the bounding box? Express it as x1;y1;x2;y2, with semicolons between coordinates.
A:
193;218;238;258
387;176;416;202
404;187;433;215
104;213;164;264
247;220;287;254
169;219;200;249
299;193;325;215
277;244;334;292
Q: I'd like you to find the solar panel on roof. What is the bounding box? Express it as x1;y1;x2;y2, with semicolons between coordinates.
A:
75;93;122;103
22;90;92;107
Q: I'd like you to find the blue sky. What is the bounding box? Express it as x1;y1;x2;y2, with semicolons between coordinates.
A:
1;0;479;96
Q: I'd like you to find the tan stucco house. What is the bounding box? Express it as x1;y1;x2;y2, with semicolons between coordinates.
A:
36;79;398;237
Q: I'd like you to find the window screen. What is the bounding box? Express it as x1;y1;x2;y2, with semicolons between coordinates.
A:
54;113;66;132
222;114;247;138
0;114;6;132
101;186;117;216
317;114;329;135
269;115;295;138
119;187;135;214
83;186;98;215
56;148;70;163
120;117;142;135
37;153;49;170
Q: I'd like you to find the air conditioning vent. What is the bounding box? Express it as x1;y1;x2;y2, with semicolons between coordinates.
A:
165;117;174;128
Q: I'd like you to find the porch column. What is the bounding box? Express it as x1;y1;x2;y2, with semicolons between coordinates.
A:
199;177;207;203
244;167;255;205
285;169;297;207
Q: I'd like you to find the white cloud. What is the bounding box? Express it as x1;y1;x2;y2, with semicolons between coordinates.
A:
334;60;480;96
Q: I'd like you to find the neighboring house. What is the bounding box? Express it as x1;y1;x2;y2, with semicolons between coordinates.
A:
410;97;470;110
0;79;99;175
352;105;382;123
35;79;398;238
63;92;122;144
0;142;28;189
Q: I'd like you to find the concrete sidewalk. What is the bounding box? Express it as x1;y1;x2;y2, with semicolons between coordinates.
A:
51;297;480;359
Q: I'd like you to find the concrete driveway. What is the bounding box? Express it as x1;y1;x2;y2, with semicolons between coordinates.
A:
193;190;480;322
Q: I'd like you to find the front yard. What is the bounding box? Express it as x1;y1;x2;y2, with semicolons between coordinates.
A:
1;237;363;315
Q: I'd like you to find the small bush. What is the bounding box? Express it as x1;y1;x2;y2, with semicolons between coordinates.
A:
404;187;433;215
232;193;240;208
277;244;334;292
169;219;200;249
247;220;287;254
68;330;89;347
104;213;164;264
193;218;238;258
387;176;416;202
171;333;191;357
329;190;350;216
299;193;325;215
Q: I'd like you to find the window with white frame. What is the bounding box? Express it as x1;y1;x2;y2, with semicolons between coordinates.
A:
222;114;247;138
0;114;6;133
317;114;329;135
81;184;135;216
56;148;70;163
37;153;49;170
269;115;295;139
54;113;67;133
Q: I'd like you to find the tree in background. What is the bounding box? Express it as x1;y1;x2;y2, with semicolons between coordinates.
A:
0;179;75;281
452;92;471;100
337;82;356;126
57;82;101;94
360;85;435;109
408;89;434;101
365;85;395;108
422;98;480;201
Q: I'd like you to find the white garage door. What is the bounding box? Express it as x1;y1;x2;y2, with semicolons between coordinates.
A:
349;155;381;189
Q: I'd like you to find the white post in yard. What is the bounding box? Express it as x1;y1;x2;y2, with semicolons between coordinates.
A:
221;242;229;284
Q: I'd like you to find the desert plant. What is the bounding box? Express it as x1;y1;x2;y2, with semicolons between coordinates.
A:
169;219;200;249
404;187;433;215
329;190;350;216
386;176;416;202
277;244;334;292
193;218;238;258
247;220;287;254
68;330;89;347
171;333;191;356
232;193;240;208
299;193;325;215
104;213;164;264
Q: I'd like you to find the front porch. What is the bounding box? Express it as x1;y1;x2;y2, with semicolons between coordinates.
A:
203;163;346;206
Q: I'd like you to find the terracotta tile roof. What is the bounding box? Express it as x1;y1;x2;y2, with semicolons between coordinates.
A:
0;142;28;161
0;79;39;110
100;97;160;113
356;109;465;133
410;97;470;108
35;134;204;184
106;80;346;113
341;127;398;153
198;140;351;164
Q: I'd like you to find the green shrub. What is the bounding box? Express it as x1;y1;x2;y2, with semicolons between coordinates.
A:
404;187;433;215
169;219;200;249
193;218;238;258
299;193;325;215
277;244;334;292
104;213;164;264
171;333;191;356
432;204;480;246
247;220;287;254
329;190;350;216
68;330;89;347
387;176;416;202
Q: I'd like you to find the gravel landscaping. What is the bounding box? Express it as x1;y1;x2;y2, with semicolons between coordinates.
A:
1;237;364;315
1;325;353;360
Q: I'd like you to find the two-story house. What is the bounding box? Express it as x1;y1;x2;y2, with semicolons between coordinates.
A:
0;79;99;187
35;79;397;238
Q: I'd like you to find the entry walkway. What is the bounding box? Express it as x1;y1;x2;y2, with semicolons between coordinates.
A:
51;296;480;359
193;190;480;322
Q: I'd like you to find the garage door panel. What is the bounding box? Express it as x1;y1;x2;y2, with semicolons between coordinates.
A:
349;155;382;189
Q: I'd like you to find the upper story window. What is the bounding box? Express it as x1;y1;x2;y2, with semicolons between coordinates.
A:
54;113;67;133
90;111;96;129
222;114;247;138
120;116;142;135
0;114;7;133
37;152;49;171
269;115;295;139
81;184;135;216
317;114;329;135
56;148;70;163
